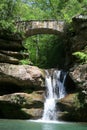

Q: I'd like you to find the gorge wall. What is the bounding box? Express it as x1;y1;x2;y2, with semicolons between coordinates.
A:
0;15;87;121
0;38;45;119
57;15;87;122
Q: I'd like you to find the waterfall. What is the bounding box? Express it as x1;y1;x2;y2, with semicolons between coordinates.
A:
42;70;67;121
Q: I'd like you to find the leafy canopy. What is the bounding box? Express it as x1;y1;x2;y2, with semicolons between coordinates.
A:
0;0;87;67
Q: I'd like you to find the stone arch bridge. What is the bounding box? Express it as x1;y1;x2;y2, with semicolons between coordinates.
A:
16;20;65;37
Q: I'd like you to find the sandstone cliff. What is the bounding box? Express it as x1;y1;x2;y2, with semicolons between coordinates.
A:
0;37;45;119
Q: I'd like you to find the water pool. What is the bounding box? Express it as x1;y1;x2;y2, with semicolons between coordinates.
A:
0;119;87;130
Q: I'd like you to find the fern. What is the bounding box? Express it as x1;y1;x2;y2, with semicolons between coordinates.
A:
73;51;87;63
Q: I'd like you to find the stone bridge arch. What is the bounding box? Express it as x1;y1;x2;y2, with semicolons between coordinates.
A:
16;20;65;37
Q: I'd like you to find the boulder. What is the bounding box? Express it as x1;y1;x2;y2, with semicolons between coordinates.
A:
21;108;43;119
0;63;45;95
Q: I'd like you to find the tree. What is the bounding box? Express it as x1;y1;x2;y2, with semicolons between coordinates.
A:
0;0;87;67
27;0;87;21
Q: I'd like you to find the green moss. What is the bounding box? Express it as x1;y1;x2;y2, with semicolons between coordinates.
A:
73;93;86;110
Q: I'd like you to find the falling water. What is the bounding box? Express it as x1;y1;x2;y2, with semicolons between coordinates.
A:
42;70;67;121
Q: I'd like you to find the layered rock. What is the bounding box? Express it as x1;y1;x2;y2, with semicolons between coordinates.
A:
57;93;87;122
0;63;45;119
0;92;44;119
0;39;24;51
0;39;29;64
0;63;44;90
0;30;45;119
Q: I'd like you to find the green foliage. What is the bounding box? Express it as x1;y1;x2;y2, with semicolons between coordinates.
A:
0;20;16;32
0;0;16;31
0;0;87;26
0;0;87;68
11;95;26;105
74;93;85;110
19;59;33;65
28;0;87;22
73;51;87;64
0;0;87;33
23;35;66;68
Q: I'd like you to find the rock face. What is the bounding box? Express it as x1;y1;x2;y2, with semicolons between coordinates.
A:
0;63;44;91
0;36;45;119
57;93;87;122
0;63;45;119
56;64;87;122
69;64;87;92
0;92;44;119
58;15;87;122
0;39;29;64
61;63;87;122
64;15;87;68
68;16;87;89
71;15;87;52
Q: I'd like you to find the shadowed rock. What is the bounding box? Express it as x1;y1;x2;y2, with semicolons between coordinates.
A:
0;92;44;119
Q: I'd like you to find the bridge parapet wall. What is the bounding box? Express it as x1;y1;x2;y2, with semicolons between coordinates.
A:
16;20;65;34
